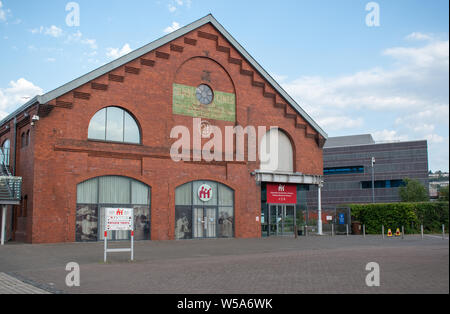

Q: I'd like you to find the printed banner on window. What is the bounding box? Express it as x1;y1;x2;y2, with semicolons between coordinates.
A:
105;208;134;231
267;184;297;204
173;83;236;122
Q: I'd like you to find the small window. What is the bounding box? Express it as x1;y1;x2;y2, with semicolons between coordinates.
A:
21;132;26;148
26;130;30;146
1;139;10;166
88;107;141;144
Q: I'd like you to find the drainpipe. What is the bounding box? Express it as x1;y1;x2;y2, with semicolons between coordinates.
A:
12;117;17;176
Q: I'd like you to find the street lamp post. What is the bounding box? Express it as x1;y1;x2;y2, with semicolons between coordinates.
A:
318;181;324;235
371;157;376;203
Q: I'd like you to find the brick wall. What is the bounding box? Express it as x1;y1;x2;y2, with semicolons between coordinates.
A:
11;23;323;243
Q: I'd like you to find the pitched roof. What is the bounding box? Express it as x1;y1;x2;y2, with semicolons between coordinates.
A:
323;134;375;148
1;14;327;138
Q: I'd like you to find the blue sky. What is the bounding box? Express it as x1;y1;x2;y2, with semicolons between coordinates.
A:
0;0;449;171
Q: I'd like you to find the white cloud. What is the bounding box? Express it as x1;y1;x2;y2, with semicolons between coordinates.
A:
0;1;6;21
280;35;449;170
31;25;63;38
106;44;132;59
0;79;43;119
372;130;409;142
66;31;97;50
168;4;176;12
45;25;63;38
405;32;434;41
168;0;191;12
164;21;181;34
317;116;364;131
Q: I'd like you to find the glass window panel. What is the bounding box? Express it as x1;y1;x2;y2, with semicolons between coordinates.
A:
124;112;140;144
218;207;233;238
175;183;192;206
175;206;192;239
105;107;124;142
77;178;98;204
205;208;217;238
99;176;131;204
88;108;106;140
193;181;217;206
134;206;151;241
131;181;150;205
2;139;10;166
218;184;233;206
76;205;98;242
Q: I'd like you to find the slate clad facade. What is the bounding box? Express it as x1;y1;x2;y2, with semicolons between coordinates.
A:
307;135;429;207
0;15;326;244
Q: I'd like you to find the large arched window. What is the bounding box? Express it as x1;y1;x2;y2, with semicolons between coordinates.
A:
88;107;141;144
1;139;10;166
76;176;151;242
175;181;234;239
259;128;294;172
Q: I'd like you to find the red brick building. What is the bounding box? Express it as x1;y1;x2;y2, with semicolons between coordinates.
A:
0;15;327;244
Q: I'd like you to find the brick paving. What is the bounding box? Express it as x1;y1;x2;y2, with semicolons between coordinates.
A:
0;235;448;294
0;273;51;294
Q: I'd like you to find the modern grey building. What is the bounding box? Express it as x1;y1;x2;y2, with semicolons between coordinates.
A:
308;134;429;207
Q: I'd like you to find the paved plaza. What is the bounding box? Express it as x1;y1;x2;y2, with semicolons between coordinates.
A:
0;235;448;294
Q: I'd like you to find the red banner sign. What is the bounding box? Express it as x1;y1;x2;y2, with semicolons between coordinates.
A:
267;183;297;204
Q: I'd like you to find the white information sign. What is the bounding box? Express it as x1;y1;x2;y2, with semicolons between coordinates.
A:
326;216;333;221
104;208;134;262
105;208;133;231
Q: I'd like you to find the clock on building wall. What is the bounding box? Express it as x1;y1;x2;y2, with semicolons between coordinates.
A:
196;84;214;105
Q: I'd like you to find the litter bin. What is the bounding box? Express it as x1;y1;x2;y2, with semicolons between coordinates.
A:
352;221;362;235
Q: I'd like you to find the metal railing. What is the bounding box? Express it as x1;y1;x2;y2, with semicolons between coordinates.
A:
0;176;22;202
0;147;22;203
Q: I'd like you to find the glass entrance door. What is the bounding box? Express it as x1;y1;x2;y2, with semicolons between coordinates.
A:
269;205;296;236
193;207;217;238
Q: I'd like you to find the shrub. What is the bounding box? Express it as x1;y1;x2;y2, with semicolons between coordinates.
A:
349;202;449;234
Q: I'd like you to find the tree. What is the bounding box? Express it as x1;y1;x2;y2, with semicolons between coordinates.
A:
399;178;429;202
439;185;449;201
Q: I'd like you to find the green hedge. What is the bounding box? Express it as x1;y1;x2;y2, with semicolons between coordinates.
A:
349;202;449;234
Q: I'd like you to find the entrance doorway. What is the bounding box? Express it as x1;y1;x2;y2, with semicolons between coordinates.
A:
193;207;217;238
268;204;296;236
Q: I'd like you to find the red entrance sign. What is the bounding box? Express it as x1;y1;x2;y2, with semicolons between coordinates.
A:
267;183;297;204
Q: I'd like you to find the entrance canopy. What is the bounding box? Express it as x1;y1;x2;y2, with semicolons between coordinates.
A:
253;170;322;186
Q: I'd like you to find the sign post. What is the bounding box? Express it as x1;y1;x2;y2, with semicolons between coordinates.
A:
104;208;134;263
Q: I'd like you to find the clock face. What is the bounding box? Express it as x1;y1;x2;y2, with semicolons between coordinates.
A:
196;84;214;105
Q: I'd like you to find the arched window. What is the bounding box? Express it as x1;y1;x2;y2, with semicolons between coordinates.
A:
21;132;26;148
76;176;151;242
88;107;141;144
26;130;30;146
1;139;10;166
259;128;294;172
175;181;234;239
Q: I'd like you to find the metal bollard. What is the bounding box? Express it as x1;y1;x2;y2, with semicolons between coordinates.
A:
331;223;334;237
421;224;424;239
346;224;349;237
402;226;404;239
443;224;445;240
382;225;384;239
305;225;308;237
363;224;366;238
